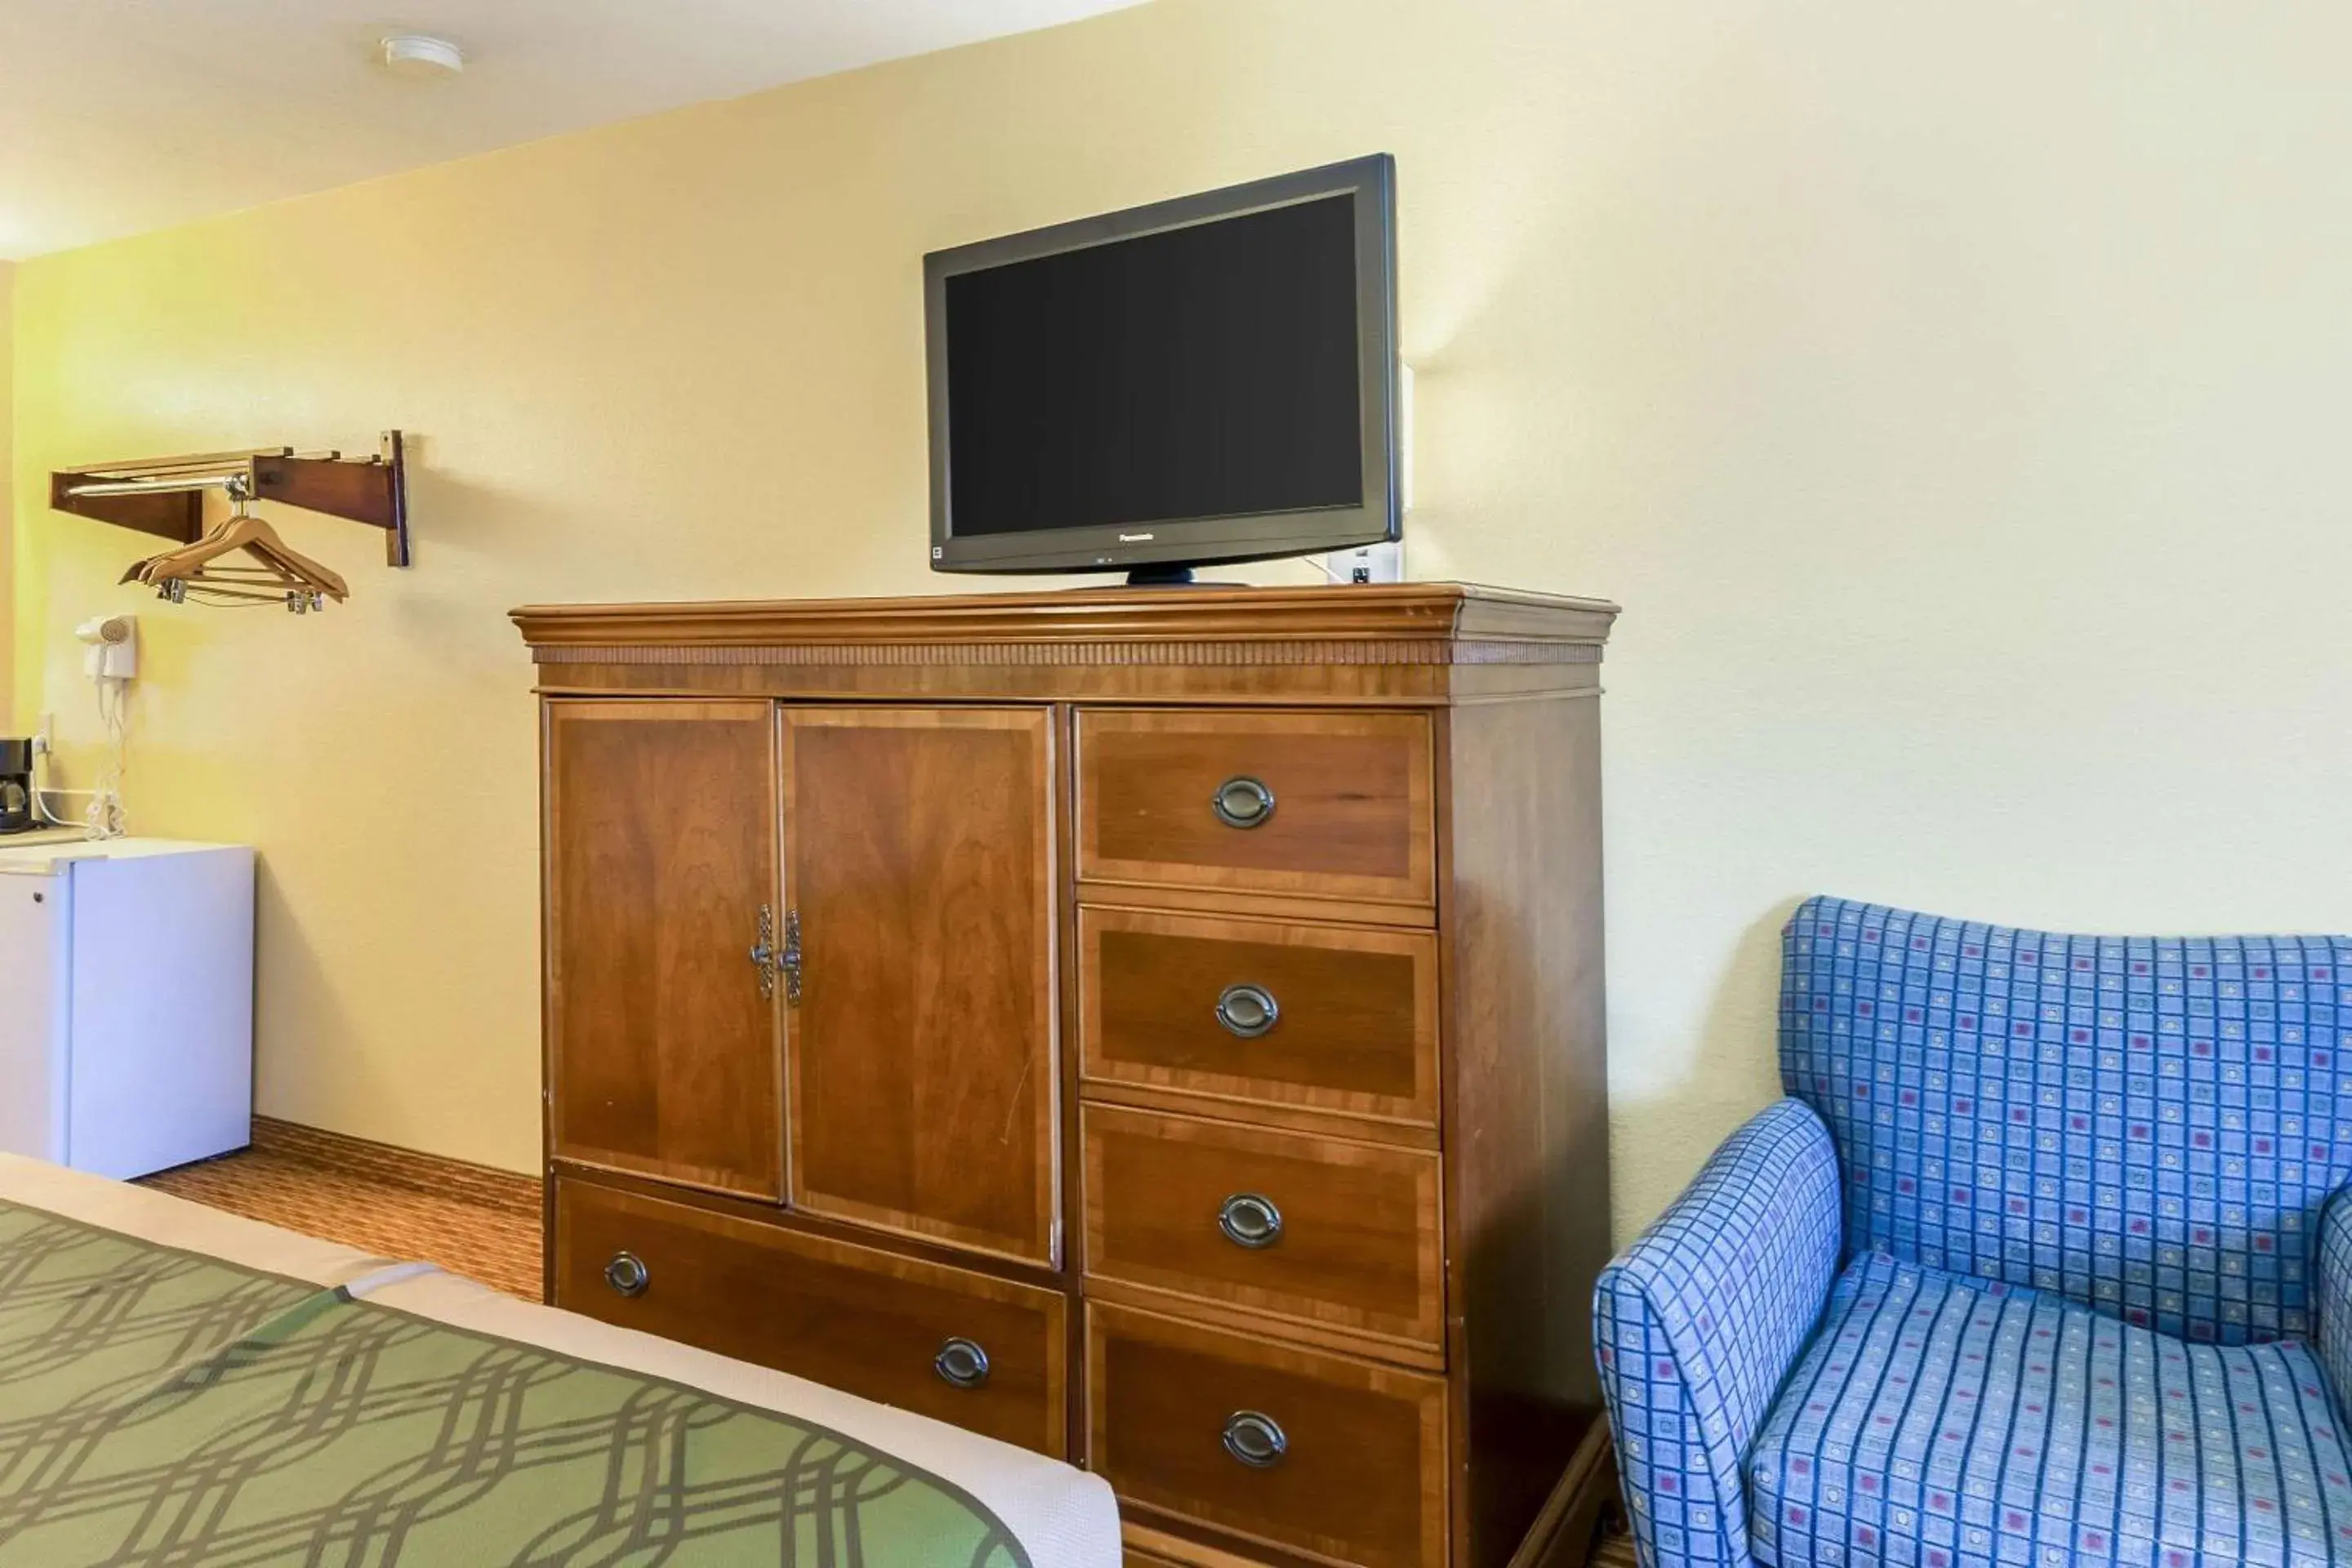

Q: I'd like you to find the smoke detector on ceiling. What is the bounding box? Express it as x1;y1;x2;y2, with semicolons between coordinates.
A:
380;33;465;77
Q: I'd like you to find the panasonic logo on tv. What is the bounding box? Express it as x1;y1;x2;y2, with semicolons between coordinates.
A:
1117;532;1155;543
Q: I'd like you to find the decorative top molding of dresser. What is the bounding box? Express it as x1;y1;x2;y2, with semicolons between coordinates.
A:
511;583;1621;663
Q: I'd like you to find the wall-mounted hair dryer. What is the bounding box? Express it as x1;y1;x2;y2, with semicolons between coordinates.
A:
75;615;137;681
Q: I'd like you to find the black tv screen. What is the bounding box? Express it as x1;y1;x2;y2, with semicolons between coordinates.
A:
945;194;1364;537
925;156;1398;578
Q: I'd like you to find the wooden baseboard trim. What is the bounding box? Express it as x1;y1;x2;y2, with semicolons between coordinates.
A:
1508;1416;1619;1568
250;1116;541;1214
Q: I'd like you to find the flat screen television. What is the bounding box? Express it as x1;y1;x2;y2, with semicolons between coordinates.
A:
924;155;1399;582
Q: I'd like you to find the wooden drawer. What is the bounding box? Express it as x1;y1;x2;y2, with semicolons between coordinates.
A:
1083;1105;1443;1348
1086;1302;1448;1568
1080;906;1440;1127
553;1177;1067;1455
1076;710;1434;905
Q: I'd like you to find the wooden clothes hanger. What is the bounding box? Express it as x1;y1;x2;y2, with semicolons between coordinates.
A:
120;486;349;608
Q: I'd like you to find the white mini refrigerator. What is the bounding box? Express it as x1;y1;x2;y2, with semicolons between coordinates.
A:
0;837;254;1178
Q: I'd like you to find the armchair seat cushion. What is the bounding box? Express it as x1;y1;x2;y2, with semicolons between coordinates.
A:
1748;1252;2352;1568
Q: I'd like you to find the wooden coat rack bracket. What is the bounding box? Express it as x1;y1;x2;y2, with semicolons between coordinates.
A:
51;430;411;568
49;470;203;542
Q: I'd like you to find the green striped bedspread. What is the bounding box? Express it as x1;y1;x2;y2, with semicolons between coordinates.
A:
0;1198;1029;1566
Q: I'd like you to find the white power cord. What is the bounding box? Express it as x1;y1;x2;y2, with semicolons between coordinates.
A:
91;675;130;837
32;677;131;839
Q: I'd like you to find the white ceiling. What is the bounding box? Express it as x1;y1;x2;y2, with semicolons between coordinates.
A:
0;0;1147;260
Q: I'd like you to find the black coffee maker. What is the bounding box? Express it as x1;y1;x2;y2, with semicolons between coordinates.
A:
0;740;35;833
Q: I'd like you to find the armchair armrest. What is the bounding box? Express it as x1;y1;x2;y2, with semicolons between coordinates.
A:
2321;1186;2352;1414
1594;1099;1841;1568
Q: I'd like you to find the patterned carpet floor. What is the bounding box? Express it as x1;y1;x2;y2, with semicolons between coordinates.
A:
137;1117;543;1301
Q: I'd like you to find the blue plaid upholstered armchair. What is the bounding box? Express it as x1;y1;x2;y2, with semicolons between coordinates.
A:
1596;897;2352;1568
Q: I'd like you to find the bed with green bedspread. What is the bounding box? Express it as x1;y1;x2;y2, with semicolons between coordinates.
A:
0;1196;1039;1566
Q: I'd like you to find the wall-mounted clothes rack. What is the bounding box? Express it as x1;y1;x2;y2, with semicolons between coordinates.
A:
51;430;410;568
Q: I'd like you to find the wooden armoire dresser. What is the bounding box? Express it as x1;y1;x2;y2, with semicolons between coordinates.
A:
513;583;1619;1568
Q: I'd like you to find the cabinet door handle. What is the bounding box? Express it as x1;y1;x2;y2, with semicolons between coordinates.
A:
934;1336;991;1389
604;1251;650;1298
1214;983;1279;1039
1218;1193;1284;1250
1210;776;1276;829
750;905;777;1000
781;908;803;1007
1222;1410;1287;1468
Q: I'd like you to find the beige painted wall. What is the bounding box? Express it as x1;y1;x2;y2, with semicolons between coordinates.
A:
0;259;11;715
14;0;2352;1240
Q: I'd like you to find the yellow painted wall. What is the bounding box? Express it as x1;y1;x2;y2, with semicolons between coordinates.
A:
14;0;2352;1238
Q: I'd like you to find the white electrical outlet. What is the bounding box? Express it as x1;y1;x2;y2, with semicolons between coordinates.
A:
1329;540;1405;585
33;711;53;755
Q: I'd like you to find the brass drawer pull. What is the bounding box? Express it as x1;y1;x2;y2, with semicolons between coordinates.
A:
781;908;804;1007
1210;776;1276;829
934;1336;991;1389
1214;982;1279;1039
1222;1410;1288;1468
604;1250;650;1298
751;905;803;1004
1218;1192;1284;1250
749;905;778;1000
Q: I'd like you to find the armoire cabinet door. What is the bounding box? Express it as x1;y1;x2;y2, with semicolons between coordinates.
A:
546;701;782;1200
782;707;1058;1264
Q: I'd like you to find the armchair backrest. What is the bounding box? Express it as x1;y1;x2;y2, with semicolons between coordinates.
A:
1780;895;2352;1346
